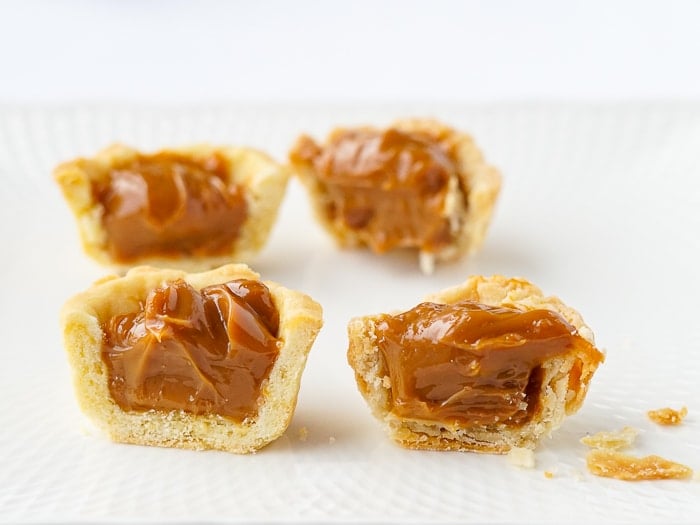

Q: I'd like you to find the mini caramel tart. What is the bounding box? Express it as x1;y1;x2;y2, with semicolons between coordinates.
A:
54;144;289;270
60;264;323;453
347;275;604;453
289;119;501;273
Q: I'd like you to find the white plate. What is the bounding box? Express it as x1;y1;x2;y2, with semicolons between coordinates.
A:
1;103;699;523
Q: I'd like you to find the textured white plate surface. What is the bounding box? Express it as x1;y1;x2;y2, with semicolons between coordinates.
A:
0;103;699;523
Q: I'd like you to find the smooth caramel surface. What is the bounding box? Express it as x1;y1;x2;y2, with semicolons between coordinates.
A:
102;279;280;420
291;128;462;253
94;152;247;262
375;300;601;427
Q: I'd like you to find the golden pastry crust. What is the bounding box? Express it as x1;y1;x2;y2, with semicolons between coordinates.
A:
580;427;638;451
586;450;693;481
289;119;501;273
54;144;290;271
60;264;323;453
347;275;604;453
647;406;688;426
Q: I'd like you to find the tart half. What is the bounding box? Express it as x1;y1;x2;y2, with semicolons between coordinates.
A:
289;119;501;273
348;275;604;452
61;264;323;453
55;144;289;270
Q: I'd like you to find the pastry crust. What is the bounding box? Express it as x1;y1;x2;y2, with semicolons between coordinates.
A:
60;264;323;453
580;427;638;451
289;119;501;273
586;450;693;481
647;406;688;426
54;144;290;271
347;275;604;453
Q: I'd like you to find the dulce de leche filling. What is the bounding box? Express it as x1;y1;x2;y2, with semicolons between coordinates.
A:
375;300;602;427
93;152;248;262
101;278;280;421
291;128;464;253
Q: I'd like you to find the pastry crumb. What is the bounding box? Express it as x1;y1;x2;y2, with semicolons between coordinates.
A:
298;426;309;442
419;252;435;275
543;470;555;479
580;426;638;450
647;406;688;426
586;449;693;481
507;447;535;469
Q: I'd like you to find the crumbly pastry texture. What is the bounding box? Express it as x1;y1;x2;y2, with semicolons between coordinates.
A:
580;426;638;451
347;275;603;453
289;119;501;273
60;264;323;453
647;406;688;426
507;447;536;468
581;423;693;480
54;144;290;271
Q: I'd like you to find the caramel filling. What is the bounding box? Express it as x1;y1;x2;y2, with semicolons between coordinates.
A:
101;279;280;421
291;128;463;253
94;152;247;262
375;300;602;427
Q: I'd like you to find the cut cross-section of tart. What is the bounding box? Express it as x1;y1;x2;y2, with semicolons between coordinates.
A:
289;119;501;273
54;144;289;271
347;275;604;453
60;264;323;453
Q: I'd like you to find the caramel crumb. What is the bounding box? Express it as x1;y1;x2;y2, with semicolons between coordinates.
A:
298;426;309;442
580;426;638;451
586;449;693;481
507;447;535;469
647;406;688;426
544;470;555;479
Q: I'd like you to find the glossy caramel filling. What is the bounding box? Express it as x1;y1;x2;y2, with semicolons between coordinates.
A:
94;152;247;262
291;128;463;253
101;279;280;421
375;300;602;427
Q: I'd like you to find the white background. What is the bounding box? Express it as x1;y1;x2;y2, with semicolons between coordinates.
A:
2;2;700;523
2;102;700;523
0;0;699;102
